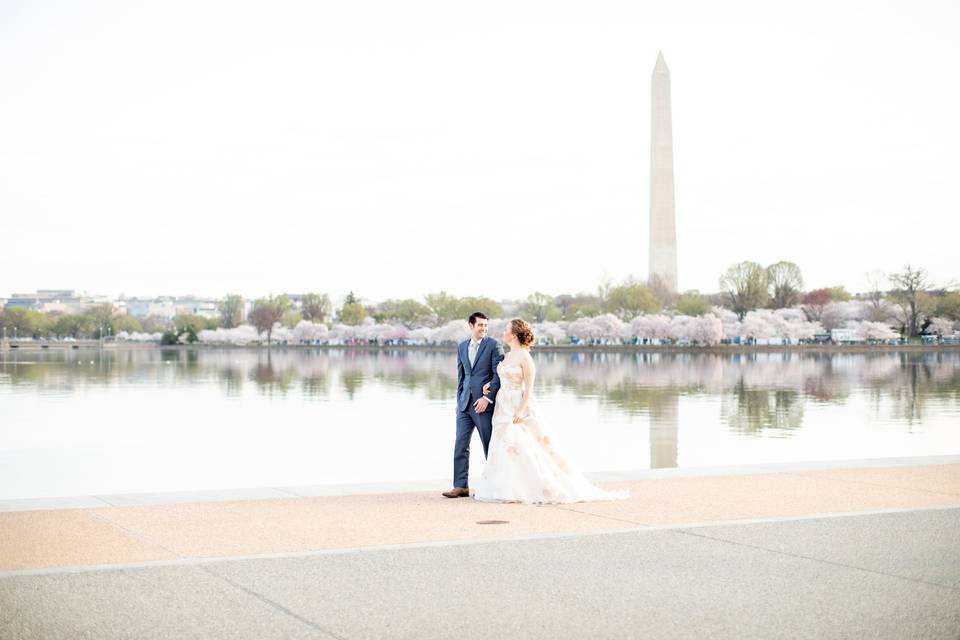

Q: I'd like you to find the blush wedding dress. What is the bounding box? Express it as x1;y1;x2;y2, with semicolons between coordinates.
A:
473;360;630;504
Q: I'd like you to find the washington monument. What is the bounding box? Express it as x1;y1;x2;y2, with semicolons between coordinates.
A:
650;51;678;293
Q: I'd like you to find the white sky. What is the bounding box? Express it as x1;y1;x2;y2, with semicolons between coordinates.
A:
1;0;958;304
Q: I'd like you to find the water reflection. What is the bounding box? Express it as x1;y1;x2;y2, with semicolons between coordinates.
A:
2;349;959;435
649;394;679;469
723;384;803;435
2;347;959;499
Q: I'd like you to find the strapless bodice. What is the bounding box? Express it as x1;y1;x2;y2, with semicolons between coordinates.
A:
497;361;524;391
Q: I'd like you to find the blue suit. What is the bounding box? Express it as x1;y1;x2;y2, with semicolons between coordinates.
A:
453;336;505;488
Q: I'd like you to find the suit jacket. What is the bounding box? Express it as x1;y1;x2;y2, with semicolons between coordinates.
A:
456;337;505;413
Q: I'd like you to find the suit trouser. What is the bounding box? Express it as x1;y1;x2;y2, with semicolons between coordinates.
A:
453;396;493;488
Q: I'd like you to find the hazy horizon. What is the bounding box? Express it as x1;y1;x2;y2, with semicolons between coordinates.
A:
2;1;958;302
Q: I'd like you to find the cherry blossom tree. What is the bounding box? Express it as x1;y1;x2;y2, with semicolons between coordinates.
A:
591;314;627;342
741;311;777;340
669;315;694;343
115;330;164;343
646;314;674;341
534;321;566;345
929;317;957;337
292;320;329;344
269;323;293;343
487;318;509;342
434;319;471;344
848;320;898;342
198;325;260;345
688;315;724;345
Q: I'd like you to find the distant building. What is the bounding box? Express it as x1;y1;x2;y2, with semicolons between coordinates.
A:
4;290;231;322
122;295;221;320
125;297;177;319
173;296;219;319
36;289;77;299
5;295;36;310
3;290;111;314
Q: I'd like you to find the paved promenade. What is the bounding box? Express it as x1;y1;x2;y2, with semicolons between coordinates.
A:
2;459;959;639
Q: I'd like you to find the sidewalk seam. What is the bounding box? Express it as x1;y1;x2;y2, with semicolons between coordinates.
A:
86;510;183;560
199;565;348;640
90;510;344;639
674;527;960;594
550;504;649;527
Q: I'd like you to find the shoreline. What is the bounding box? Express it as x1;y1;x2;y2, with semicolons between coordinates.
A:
4;454;959;513
3;340;959;354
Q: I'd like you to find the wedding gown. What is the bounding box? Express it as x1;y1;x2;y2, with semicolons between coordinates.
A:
473;360;630;504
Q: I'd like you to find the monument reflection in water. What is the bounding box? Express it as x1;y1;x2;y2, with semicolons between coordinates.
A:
1;348;958;500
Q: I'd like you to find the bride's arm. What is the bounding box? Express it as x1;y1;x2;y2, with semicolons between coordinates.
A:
513;353;536;423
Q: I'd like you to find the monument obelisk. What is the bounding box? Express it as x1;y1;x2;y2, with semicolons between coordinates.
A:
650;51;678;293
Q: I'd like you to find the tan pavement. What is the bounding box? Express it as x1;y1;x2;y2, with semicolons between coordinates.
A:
3;462;959;572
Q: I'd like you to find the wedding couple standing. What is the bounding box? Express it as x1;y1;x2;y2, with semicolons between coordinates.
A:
442;312;629;504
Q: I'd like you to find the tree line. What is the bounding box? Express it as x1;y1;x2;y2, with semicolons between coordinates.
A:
718;262;959;336
3;263;958;342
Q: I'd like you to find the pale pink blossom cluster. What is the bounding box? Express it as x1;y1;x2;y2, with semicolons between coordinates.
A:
737;309;823;341
292;320;329;343
820;301;871;330
845;320;899;342
928;317;958;337
196;325;261;344
114;331;164;342
168;307;916;346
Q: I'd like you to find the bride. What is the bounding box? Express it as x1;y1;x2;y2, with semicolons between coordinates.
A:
473;318;630;504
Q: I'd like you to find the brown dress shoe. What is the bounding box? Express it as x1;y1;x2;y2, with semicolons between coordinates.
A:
442;487;470;498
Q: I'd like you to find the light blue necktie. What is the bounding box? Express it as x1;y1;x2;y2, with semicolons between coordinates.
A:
468;340;479;367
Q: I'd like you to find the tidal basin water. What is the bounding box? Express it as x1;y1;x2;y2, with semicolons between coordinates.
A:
1;347;959;501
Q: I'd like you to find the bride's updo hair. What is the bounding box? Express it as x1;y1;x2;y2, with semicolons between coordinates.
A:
509;318;535;348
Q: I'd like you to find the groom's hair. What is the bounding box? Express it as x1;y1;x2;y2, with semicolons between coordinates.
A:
468;312;488;325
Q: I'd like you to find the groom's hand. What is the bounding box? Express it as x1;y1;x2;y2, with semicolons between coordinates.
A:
473;397;490;413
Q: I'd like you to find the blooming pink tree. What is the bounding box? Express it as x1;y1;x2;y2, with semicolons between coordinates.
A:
116;330;164;343
688;315;724;345
850;320;898;342
434;319;471;344
534;321;566;344
328;323;360;344
591;314;627;342
669;315;694;342
198;325;261;345
712;307;742;341
486;318;509;341
741;311;777;339
565;317;593;343
268;323;293;343
768;308;820;341
628;314;672;341
929;317;957;337
292;320;329;343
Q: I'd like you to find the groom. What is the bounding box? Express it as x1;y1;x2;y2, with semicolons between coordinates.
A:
442;312;505;498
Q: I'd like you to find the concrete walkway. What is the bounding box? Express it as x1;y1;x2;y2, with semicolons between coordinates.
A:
2;461;959;638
